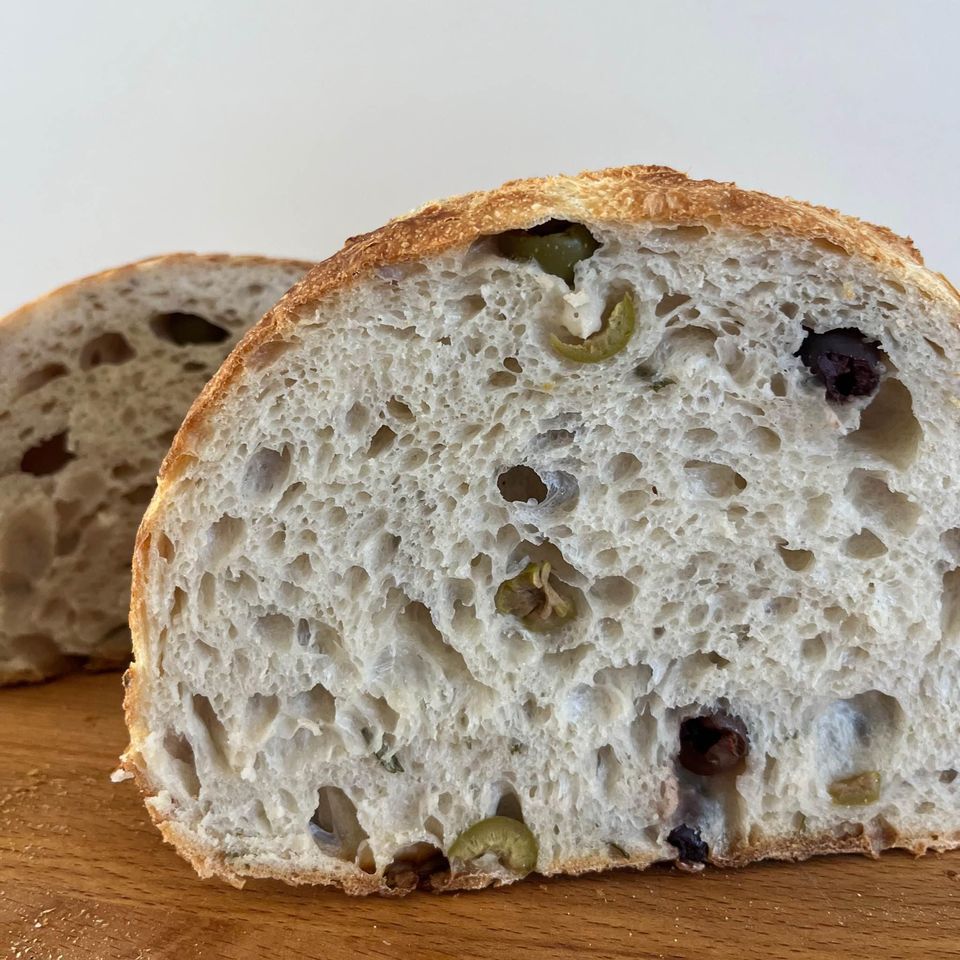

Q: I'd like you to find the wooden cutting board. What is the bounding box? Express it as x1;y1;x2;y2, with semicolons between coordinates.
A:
1;671;958;960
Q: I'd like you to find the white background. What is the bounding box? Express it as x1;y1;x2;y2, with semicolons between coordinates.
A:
1;0;958;316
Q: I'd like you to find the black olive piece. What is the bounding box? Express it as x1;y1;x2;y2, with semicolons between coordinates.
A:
678;713;749;776
667;824;709;864
797;328;882;403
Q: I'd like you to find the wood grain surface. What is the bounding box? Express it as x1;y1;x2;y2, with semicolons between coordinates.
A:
1;671;958;960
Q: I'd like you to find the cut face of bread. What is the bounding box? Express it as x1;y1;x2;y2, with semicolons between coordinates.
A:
0;255;311;684
123;167;960;895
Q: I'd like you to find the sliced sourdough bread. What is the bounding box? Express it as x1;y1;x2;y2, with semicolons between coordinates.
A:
0;254;312;684
123;167;960;895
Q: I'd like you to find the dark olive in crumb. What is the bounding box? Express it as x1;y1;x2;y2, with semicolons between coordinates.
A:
667;824;709;864
679;713;749;776
797;328;881;402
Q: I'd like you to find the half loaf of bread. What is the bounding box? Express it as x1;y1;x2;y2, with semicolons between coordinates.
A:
0;254;311;684
124;168;960;894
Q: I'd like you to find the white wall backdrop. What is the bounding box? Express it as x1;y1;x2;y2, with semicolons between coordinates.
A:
1;0;958;315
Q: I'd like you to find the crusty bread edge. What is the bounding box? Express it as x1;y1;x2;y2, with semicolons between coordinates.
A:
131;790;960;895
0;252;314;332
124;165;960;892
0;252;314;687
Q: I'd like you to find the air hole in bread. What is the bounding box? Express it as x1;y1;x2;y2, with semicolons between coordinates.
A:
940;568;960;642
401;447;428;470
684;460;747;498
678;712;749;776
769;372;789;397
589;576;636;609
817;690;903;784
111;461;139;480
843;529;888;560
344;401;370;435
842;378;922;469
162;731;200;798
123;484;155;506
747;426;781;453
156;532;175;562
205;515;246;568
273;482;304;512
367;425;397;457
285;553;313;584
256;613;294;652
497;465;547;504
495;786;525;822
679;650;728;682
718;342;758;386
310;786;369;862
657;326;719;364
452;599;482;640
191;572;212;613
767;595;799;619
803;492;833;528
655;292;691;317
940;769;958;784
424;815;445;843
940;528;960;563
20;431;75;476
845;470;921;536
607;452;642;484
294;682;337;724
542;641;594;672
16;362;68;398
801;634;828;664
684;428;718;447
170;586;186;618
79;331;134;369
150;312;229;346
385;396;415;423
383;842;450;892
776;542;815;572
182;360;207;372
391;596;475;685
243;446;292;500
487;368;517;388
189;693;230;771
244;692;281;744
686;603;708;627
247;337;295;372
596;745;623;796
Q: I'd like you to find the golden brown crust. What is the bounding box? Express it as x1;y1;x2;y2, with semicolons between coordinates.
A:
126;165;960;894
0;252;314;331
125;804;960;896
149;164;956;494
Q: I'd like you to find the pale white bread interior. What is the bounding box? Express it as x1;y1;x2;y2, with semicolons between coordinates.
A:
123;167;960;895
0;254;311;684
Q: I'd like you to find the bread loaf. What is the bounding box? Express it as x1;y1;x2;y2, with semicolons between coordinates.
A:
0;254;311;683
123;168;960;894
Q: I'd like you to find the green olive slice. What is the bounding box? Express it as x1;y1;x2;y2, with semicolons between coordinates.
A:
550;293;636;364
828;770;881;806
494;561;576;632
496;223;599;285
448;816;539;875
